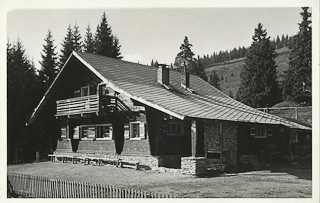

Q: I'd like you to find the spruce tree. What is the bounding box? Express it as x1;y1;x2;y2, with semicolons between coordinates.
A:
59;24;74;68
72;23;82;51
237;23;281;108
282;7;312;104
83;24;95;53
94;12;115;57
111;36;122;59
39;30;59;88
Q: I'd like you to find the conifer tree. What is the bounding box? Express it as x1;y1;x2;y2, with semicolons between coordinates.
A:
195;55;207;81
72;23;82;51
150;59;154;67
237;23;281;108
59;24;74;68
94;12;118;58
282;7;312;104
111;36;122;59
208;71;220;90
83;24;95;53
174;36;195;72
39;30;59;88
7;40;41;163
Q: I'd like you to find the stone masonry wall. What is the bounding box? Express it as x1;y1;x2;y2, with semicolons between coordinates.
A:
181;157;225;175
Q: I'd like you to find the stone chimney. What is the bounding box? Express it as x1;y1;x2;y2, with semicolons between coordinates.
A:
157;64;169;86
181;63;190;89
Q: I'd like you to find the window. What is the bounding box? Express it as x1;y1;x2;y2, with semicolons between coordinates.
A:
96;125;112;139
130;123;140;138
250;126;267;138
167;121;183;136
79;124;112;140
129;122;145;140
81;86;89;97
206;151;221;160
61;126;67;138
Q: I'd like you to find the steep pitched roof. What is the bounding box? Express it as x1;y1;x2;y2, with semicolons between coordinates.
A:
29;51;311;131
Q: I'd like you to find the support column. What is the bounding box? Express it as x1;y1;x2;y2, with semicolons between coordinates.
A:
191;120;197;157
191;119;205;157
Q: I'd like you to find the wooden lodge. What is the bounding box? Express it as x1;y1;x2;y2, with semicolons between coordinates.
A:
28;51;312;175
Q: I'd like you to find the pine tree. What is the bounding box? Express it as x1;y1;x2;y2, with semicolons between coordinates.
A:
83;24;95;53
282;7;312;104
150;59;154;67
174;36;195;72
39;30;59;88
208;71;220;90
59;24;74;68
94;12;115;57
72;23;82;51
237;23;281;108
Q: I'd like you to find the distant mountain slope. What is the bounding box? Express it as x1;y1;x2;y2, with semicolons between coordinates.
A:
205;47;291;98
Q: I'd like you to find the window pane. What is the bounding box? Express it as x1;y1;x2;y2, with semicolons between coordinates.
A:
87;127;95;138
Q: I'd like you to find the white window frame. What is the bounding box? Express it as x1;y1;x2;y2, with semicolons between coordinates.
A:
129;121;145;140
79;124;113;141
95;124;113;140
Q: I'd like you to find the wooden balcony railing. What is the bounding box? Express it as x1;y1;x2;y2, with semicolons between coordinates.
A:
56;94;131;117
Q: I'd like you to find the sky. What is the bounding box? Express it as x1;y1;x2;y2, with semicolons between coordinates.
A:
6;7;305;69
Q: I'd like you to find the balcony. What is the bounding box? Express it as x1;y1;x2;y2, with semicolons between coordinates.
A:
56;94;131;117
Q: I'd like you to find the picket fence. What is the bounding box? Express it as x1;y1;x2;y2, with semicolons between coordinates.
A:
7;173;174;198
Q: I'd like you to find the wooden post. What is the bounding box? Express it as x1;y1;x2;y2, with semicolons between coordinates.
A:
191;120;197;157
295;107;298;120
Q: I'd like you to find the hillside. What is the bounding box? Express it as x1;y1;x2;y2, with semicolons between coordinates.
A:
205;47;291;98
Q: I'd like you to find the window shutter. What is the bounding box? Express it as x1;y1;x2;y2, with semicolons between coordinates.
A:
73;126;80;139
129;123;134;138
139;122;145;138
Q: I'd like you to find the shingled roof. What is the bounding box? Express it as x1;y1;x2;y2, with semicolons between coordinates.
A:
29;51;311;130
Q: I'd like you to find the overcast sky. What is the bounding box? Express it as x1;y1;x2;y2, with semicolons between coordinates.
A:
6;7;306;69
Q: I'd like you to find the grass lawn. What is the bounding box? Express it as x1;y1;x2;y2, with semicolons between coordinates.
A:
7;159;312;198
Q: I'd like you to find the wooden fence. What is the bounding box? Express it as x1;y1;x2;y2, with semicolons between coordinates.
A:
7;173;174;198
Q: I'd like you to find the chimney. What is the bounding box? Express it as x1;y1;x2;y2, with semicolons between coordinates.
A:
181;62;190;89
157;64;169;86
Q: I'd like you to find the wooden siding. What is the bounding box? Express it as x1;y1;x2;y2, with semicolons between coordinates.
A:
56;95;131;117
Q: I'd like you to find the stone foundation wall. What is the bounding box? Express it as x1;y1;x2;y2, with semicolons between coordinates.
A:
158;155;183;168
54;151;159;170
181;157;225;175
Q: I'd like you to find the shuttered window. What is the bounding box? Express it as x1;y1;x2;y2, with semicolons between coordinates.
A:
129;121;145;140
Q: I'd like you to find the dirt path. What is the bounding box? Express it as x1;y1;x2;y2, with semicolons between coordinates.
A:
7;161;312;198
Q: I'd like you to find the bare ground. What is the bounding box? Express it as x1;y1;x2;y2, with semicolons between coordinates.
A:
7;159;312;198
